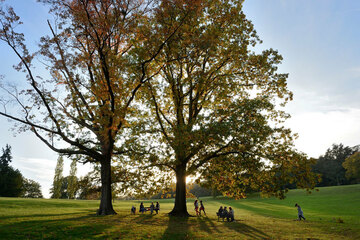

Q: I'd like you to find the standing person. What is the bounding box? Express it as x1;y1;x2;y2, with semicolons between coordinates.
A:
199;200;206;216
150;202;155;214
194;200;199;216
155;201;160;214
227;207;234;222
295;203;306;220
140;202;145;214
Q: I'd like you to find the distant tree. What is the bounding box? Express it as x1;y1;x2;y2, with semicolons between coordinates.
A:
0;168;24;197
0;144;24;197
67;158;78;199
313;144;355;186
51;156;64;199
151;182;195;199
22;178;43;198
343;152;360;183
0;144;12;168
189;183;212;198
77;173;101;200
59;176;70;199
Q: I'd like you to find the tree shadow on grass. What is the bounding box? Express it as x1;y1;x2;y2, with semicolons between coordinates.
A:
131;212;158;225
161;215;225;239
197;216;221;234
161;215;192;240
0;211;94;220
0;213;113;239
222;220;270;239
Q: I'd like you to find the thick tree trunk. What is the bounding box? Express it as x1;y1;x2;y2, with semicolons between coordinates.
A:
97;159;116;215
169;164;190;217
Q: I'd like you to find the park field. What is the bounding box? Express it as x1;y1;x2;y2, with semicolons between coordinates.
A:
0;184;359;239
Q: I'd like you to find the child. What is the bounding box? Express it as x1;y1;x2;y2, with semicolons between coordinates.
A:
199;200;206;216
194;200;199;216
295;203;306;220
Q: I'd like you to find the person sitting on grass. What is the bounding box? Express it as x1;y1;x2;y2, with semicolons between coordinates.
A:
295;203;306;221
155;202;160;214
227;207;234;222
199;200;206;216
140;202;145;214
131;206;136;214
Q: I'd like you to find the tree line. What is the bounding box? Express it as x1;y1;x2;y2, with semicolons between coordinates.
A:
0;144;43;198
313;143;360;187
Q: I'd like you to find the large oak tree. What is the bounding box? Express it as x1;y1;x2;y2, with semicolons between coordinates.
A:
141;0;319;216
0;0;187;215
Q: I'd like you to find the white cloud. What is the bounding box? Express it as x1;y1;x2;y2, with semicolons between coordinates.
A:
287;108;360;158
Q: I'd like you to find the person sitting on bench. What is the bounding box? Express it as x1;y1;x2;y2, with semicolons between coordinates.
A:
216;206;224;220
227;207;234;222
222;207;228;221
131;206;136;214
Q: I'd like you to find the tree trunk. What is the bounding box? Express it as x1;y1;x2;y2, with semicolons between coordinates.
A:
97;159;116;215
169;164;190;217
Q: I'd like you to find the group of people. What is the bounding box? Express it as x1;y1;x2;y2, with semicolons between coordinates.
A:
194;199;234;221
216;206;235;222
194;200;206;216
131;200;306;222
131;202;160;214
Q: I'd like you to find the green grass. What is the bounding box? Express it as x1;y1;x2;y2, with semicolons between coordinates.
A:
0;184;360;239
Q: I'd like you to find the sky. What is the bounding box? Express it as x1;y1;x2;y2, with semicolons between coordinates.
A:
0;0;360;198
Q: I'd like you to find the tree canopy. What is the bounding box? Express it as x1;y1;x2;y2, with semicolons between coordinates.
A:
343;151;360;183
22;178;43;198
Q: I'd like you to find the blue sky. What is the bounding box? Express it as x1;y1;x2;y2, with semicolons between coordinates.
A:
1;0;360;197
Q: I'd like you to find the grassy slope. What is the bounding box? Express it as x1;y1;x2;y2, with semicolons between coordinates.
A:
0;184;359;239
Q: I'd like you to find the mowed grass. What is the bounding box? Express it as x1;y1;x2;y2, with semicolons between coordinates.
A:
0;184;359;239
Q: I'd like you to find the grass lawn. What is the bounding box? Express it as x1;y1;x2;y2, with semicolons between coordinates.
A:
0;184;359;239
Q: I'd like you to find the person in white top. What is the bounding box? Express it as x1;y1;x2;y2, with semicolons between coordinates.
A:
227;207;234;222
